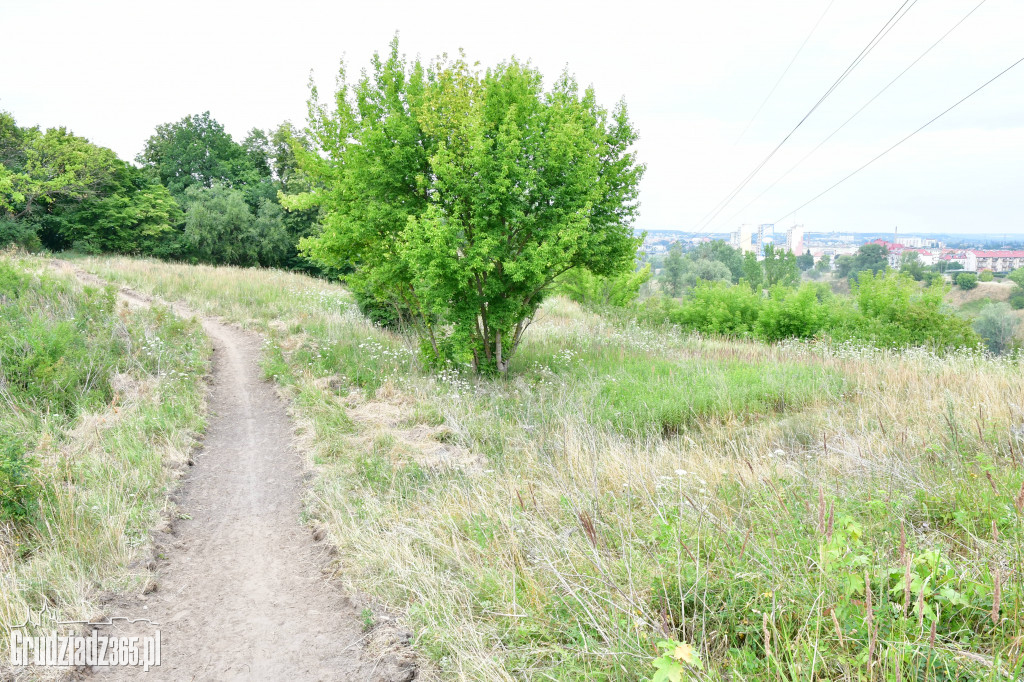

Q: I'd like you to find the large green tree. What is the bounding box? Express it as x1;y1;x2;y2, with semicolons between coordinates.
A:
849;243;889;280
137;112;256;198
291;40;644;374
761;244;799;287
662;243;685;296
180;185;289;267
689;240;743;282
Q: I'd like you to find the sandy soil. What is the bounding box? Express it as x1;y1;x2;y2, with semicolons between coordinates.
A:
68;275;418;681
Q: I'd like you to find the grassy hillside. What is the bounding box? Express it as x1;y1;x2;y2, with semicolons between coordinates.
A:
946;280;1024;341
74;256;1024;680
0;256;208;667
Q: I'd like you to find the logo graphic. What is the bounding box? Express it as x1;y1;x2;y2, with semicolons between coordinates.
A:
9;604;161;671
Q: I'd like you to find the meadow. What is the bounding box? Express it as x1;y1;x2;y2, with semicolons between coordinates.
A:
0;255;208;672
53;255;1024;680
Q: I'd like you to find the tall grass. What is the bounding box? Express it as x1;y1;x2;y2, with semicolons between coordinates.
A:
0;256;207;674
77;255;1024;681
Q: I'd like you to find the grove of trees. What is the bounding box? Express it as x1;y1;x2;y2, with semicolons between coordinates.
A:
1;110;319;270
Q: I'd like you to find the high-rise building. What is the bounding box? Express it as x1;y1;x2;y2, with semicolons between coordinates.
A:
731;224;755;253
758;224;774;257
785;224;804;255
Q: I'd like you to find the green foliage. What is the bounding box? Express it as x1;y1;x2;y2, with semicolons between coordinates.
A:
689;240;744;282
46;163;182;254
0;433;38;521
661;243;684;297
978;269;994;282
137;111;259;199
956;272;978;290
0;216;41;250
973;302;1019;355
680;258;731;289
755;283;834;341
899;251;926;281
181;185;289;267
761;243;799;287
2;124;120;221
294;39;644;374
1;111;183;255
814;253;831;272
1008;267;1024;289
668;281;762;336
742;251;762;291
848;243;889;280
1009;288;1024;310
842;271;979;351
796;249;814;271
637;271;979;352
835;254;855;278
559;263;650;307
351;284;414;330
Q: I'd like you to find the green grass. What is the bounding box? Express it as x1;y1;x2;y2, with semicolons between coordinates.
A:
956;297;996;317
72;256;1024;682
0;256;207;654
594;355;842;436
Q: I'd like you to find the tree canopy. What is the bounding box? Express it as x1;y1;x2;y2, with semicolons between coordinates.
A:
290;39;644;373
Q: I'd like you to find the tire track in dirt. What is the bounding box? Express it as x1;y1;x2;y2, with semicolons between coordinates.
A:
69;270;418;681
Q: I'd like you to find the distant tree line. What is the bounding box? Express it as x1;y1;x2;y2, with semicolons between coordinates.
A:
1;109;320;272
560;238;1021;355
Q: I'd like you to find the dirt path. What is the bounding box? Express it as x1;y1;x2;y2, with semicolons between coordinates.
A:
77;279;417;681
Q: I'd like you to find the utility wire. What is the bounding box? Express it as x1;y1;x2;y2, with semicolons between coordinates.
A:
735;0;838;143
774;54;1024;222
714;0;989;231
691;0;920;235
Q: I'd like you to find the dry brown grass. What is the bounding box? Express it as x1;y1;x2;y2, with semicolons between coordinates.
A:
74;255;1024;681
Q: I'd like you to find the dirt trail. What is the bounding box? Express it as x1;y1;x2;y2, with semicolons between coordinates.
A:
74;275;417;681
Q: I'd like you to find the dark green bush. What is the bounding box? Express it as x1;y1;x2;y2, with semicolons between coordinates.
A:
0;218;42;252
1009;288;1024;310
836;272;979;351
956;272;978;290
351;286;414;330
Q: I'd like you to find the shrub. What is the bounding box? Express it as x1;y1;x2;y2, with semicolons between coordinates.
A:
670;282;762;336
956;272;978;290
838;271;979;351
0;434;38;521
351;285;414;330
0;263;122;416
0;218;42;252
558;264;651;307
973;302;1019;355
1009;287;1024;310
755;283;833;342
978;269;994;282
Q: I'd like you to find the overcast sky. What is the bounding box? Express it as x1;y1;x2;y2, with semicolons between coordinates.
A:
2;0;1022;235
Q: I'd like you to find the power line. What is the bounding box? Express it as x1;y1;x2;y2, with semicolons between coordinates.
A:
774;54;1024;223
691;0;920;235
713;0;989;231
735;0;838;143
